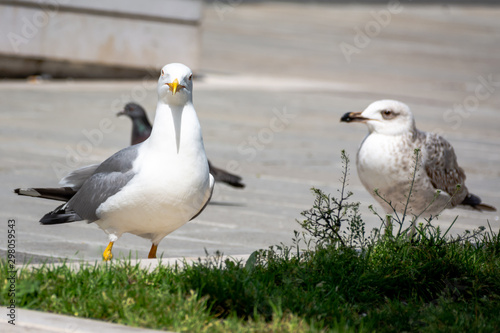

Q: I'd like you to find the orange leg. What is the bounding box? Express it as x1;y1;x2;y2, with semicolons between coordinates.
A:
148;244;158;259
103;241;114;261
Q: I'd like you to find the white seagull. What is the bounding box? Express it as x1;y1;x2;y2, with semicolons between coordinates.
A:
341;99;495;232
15;63;214;260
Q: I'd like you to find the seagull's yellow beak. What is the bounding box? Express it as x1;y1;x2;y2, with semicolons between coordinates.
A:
166;78;185;95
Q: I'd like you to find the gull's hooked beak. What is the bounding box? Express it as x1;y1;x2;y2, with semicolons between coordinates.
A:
340;111;369;123
166;78;186;95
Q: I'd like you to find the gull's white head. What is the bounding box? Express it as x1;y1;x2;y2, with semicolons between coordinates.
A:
157;63;193;106
341;99;416;136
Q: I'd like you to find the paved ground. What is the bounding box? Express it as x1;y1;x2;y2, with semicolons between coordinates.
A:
1;3;499;264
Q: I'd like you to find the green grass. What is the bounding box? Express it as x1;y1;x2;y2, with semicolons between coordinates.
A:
2;231;499;332
2;151;499;332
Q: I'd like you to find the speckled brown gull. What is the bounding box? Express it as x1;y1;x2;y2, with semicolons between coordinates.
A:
341;100;496;232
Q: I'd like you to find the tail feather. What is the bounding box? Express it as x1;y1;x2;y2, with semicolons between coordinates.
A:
473;203;497;212
14;187;76;202
15;188;82;224
461;194;496;212
39;203;82;225
209;163;245;189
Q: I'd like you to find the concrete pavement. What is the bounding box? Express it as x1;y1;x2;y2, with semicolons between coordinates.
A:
0;307;171;333
1;0;499;279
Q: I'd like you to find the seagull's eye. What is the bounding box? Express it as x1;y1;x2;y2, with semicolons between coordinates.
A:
188;74;193;81
161;70;164;76
381;110;397;120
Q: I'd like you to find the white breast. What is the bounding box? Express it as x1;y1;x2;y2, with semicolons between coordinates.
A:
357;132;448;214
94;102;212;244
357;133;414;192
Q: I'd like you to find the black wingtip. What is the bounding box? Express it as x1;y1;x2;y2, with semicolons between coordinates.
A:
461;194;497;212
40;213;80;225
14;187;40;197
39;203;82;225
14;187;76;202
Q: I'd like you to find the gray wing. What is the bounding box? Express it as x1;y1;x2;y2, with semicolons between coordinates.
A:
59;164;100;189
66;144;141;222
423;132;468;206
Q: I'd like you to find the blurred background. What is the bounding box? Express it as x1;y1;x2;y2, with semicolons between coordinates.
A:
1;0;499;262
